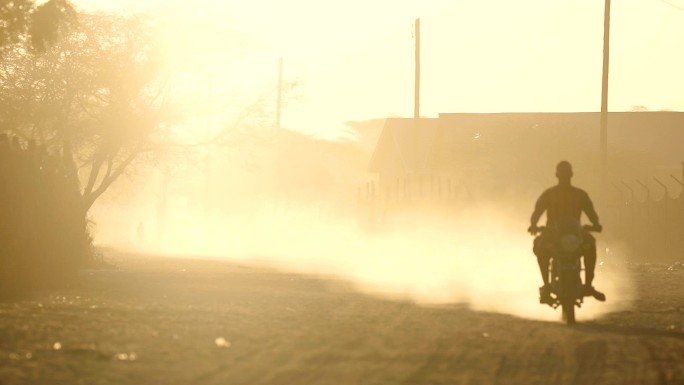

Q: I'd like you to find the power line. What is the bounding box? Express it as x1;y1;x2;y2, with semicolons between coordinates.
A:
660;0;684;12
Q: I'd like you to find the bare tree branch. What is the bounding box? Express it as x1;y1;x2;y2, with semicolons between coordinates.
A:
82;148;138;210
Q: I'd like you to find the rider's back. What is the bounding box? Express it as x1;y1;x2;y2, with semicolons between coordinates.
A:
537;185;593;226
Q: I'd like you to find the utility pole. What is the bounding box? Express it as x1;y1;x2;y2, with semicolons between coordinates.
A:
414;18;421;119
277;56;283;129
600;0;611;189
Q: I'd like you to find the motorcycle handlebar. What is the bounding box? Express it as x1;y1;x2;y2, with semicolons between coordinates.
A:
582;224;603;232
528;224;602;235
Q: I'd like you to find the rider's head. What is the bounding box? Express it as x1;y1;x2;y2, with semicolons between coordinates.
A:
556;160;573;183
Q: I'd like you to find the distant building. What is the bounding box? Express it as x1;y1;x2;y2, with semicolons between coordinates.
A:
368;112;684;200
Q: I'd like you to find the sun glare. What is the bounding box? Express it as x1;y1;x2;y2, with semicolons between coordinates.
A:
70;0;684;137
5;0;684;382
69;0;677;317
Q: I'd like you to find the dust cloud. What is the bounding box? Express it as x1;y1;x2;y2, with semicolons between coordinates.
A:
88;123;638;323
93;196;634;323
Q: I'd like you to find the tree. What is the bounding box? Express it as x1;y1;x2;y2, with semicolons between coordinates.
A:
1;0;75;53
0;10;179;212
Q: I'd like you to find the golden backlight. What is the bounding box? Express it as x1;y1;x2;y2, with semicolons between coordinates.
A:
73;0;684;136
153;204;634;322
77;0;684;321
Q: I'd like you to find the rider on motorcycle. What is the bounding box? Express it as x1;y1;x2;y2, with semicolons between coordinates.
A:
528;161;606;304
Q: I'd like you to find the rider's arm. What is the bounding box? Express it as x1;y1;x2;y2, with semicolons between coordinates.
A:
581;191;601;227
530;191;547;227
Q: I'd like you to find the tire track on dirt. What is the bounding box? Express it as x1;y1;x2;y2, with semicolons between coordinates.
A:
640;337;684;385
399;341;450;385
493;327;568;385
571;340;607;385
6;254;684;385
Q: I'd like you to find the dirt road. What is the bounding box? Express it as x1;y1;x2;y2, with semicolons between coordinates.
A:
1;251;684;385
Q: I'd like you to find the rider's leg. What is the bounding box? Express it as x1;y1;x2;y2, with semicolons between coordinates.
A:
533;236;550;286
533;236;553;304
536;255;550;285
583;234;605;301
583;234;597;286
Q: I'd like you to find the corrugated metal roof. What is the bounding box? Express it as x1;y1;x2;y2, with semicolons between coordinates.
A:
368;118;441;173
370;112;684;176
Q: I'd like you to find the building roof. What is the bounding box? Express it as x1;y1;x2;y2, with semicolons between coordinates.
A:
370;111;684;176
368;118;441;174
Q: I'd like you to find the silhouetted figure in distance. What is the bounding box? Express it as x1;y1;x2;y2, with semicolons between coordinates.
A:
528;161;606;304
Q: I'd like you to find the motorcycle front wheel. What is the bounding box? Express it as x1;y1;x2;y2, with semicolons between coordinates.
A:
558;269;579;325
562;300;576;324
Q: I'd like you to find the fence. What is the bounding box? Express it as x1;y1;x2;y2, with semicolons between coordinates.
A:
357;169;684;263
355;175;474;233
609;171;684;263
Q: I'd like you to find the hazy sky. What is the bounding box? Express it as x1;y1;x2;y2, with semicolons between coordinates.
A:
71;0;684;138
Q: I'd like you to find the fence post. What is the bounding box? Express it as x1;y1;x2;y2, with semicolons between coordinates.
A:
637;180;652;260
621;181;634;202
654;177;670;260
610;182;624;232
636;180;650;201
611;182;624;202
654;177;669;200
620;181;636;259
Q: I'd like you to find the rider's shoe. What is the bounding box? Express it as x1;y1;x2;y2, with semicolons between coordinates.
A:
583;285;606;302
539;285;553;305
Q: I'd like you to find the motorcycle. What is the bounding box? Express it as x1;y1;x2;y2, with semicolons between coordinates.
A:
532;221;601;324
